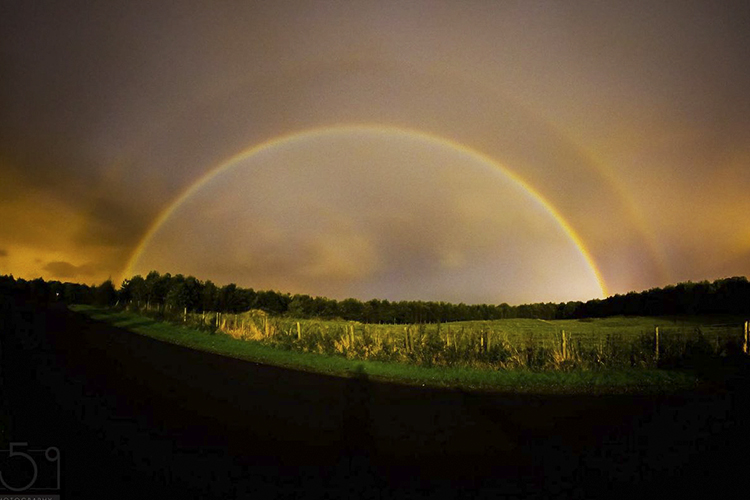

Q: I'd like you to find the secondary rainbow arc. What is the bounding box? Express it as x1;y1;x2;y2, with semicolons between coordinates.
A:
121;125;609;299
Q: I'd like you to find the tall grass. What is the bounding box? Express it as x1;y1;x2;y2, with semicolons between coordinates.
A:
70;305;704;392
117;303;746;371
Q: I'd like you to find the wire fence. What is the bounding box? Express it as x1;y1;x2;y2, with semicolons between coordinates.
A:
122;302;750;371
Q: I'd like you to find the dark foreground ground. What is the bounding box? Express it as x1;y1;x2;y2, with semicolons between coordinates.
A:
2;297;749;499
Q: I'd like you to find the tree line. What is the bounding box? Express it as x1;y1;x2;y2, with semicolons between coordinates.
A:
2;272;749;323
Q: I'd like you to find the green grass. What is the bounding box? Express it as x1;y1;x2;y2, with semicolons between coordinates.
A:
70;305;705;394
439;314;746;347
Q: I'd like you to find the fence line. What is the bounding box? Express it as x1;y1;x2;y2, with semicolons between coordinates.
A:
121;302;749;369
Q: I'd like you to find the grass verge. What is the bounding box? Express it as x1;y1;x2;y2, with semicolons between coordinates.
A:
70;305;704;394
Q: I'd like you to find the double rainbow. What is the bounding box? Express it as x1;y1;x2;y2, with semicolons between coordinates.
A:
122;125;609;298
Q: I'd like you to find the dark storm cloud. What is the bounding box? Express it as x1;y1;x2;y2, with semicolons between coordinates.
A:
43;261;98;279
74;196;153;248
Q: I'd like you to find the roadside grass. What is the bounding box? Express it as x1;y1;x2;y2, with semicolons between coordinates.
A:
70;305;704;394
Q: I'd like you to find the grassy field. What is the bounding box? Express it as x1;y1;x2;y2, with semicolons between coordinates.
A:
108;304;745;370
67;304;738;394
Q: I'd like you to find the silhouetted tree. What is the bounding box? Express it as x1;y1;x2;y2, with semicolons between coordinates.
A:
144;271;170;307
201;280;219;312
42;270;750;324
94;280;117;306
288;294;315;318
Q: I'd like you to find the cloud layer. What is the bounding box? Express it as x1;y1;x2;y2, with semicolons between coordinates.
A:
2;1;749;299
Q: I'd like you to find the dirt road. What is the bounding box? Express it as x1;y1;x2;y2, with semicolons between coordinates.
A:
2;299;749;499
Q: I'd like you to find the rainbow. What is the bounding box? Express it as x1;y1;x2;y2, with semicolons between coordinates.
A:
121;125;609;297
577;147;671;285
531;118;671;286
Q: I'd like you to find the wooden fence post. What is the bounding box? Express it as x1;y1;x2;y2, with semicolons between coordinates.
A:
654;327;660;364
743;321;748;354
561;330;567;360
296;321;301;341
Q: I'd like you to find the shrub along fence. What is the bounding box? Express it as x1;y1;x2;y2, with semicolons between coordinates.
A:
121;302;749;371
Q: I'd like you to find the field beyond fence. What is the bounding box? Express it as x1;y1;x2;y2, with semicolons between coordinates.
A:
111;303;750;372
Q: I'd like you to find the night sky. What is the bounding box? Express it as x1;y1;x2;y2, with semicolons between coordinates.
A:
2;1;749;305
